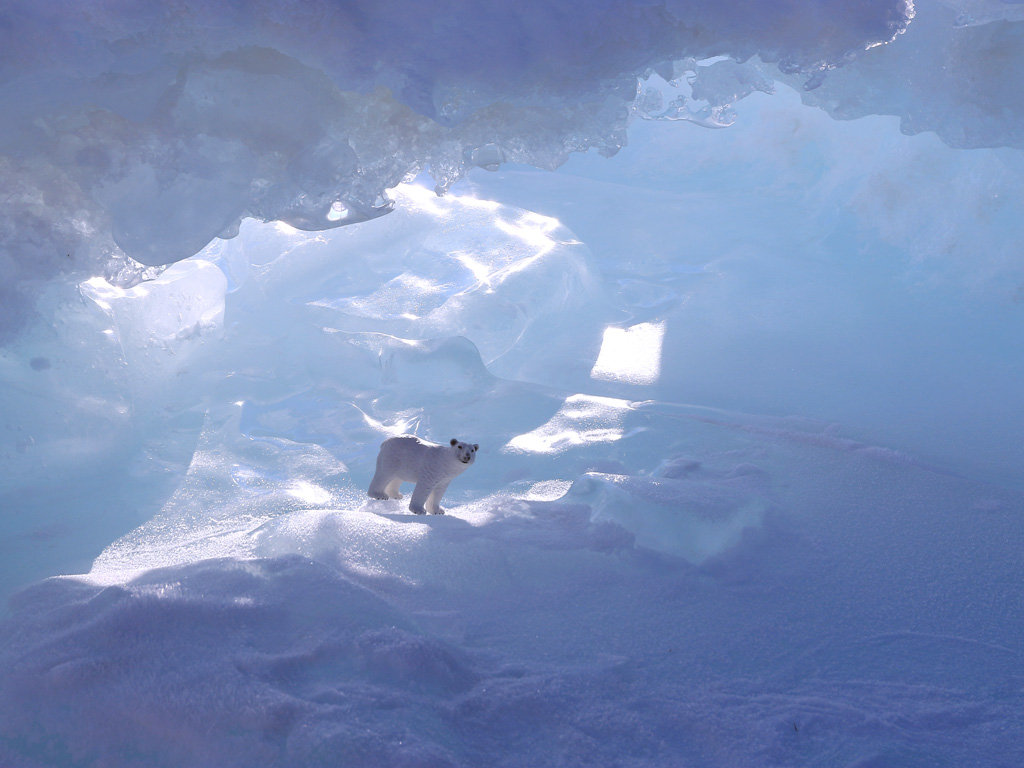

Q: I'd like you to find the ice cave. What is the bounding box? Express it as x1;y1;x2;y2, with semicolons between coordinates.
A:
0;1;1022;765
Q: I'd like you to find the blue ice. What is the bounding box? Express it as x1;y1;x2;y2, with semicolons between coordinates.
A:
1;1;1022;766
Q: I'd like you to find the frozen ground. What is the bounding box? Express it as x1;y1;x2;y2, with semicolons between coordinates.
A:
2;1;1024;766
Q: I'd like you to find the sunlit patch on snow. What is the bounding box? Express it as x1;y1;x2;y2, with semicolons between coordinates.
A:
494;211;560;261
129;581;183;600
257;508;433;584
521;480;573;501
453;250;493;286
319;272;448;320
455;194;502;212
392;183;447;216
590;321;666;385
506;394;630;454
285;480;333;506
80;260;227;345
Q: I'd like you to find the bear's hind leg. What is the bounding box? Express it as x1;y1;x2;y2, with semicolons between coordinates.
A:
409;482;431;515
368;468;399;500
367;472;387;499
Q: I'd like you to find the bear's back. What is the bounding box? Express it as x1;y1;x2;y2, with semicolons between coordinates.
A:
380;435;439;476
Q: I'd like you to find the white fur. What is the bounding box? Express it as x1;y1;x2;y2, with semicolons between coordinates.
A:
367;436;478;515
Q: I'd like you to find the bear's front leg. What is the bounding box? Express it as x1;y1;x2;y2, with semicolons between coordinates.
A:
409;482;431;515
426;481;451;515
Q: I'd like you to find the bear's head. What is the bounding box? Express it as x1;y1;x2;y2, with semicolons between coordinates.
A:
450;438;479;465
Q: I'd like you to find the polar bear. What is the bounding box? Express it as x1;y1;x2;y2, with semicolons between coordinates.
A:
367;436;478;515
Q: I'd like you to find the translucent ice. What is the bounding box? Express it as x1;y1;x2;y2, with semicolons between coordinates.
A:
0;0;920;339
2;1;1024;766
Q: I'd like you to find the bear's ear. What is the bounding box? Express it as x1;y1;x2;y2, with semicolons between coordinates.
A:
450;438;458;446
473;444;479;450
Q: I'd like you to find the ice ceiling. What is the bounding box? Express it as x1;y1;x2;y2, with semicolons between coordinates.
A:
9;0;1024;338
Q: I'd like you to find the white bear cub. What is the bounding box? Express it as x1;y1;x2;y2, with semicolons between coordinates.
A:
367;436;478;515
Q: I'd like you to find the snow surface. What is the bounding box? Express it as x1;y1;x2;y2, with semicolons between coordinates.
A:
2;1;1024;766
